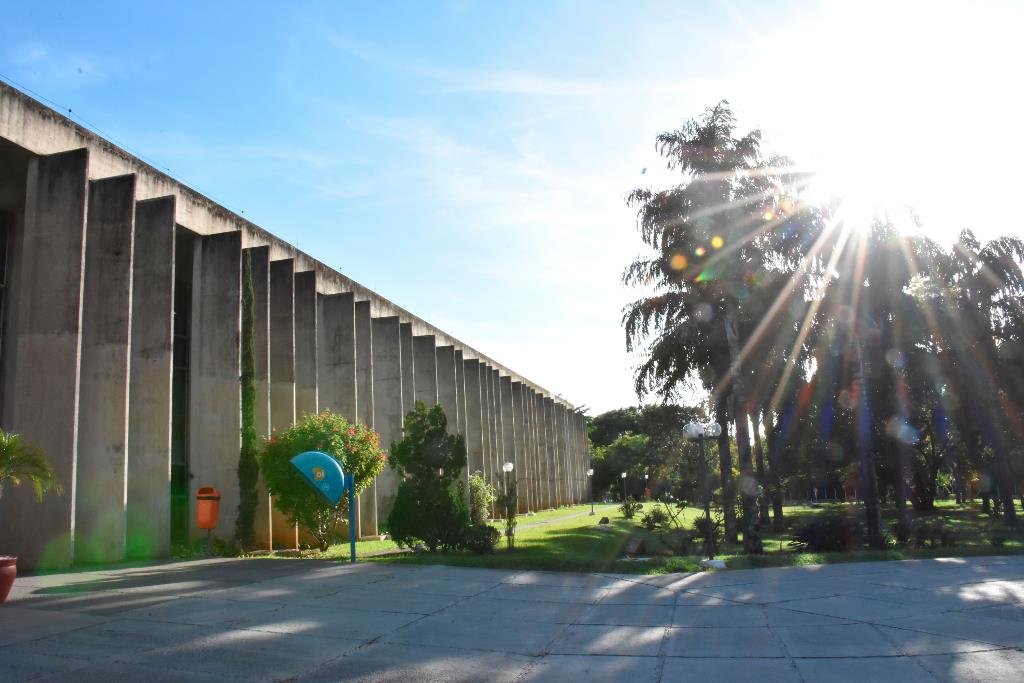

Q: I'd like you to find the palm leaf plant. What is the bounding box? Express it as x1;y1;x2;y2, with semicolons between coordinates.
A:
0;429;62;502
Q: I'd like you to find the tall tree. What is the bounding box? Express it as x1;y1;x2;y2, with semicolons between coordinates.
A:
624;102;820;551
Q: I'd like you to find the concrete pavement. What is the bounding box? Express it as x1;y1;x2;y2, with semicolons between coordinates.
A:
1;556;1023;681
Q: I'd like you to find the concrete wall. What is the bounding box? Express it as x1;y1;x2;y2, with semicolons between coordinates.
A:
489;367;503;495
243;245;272;550
354;300;376;537
75;173;135;564
0;149;89;569
499;376;516;504
126;196;175;558
268;258;296;548
399;322;415;417
294;271;317;419
188;230;241;540
316;292;356;419
463;358;484;479
436;345;458;432
370;316;402;524
0;84;591;567
413;335;437;406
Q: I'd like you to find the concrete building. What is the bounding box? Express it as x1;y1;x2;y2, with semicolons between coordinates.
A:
0;82;590;570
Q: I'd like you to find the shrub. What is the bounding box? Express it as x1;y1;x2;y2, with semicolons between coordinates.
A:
789;514;863;553
693;511;725;559
468;471;497;526
464;523;500;554
641;506;669;530
385;402;470;552
620;497;643;519
910;519;954;548
258;411;386;550
661;528;693;555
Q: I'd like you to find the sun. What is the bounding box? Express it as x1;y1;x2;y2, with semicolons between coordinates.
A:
738;1;1024;246
804;157;922;236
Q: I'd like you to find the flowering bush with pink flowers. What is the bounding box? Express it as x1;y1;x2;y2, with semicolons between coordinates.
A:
259;410;385;550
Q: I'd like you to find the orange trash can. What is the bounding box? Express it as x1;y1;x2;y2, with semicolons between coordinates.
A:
196;487;221;530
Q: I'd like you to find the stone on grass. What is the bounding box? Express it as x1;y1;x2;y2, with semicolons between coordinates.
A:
699;558;727;570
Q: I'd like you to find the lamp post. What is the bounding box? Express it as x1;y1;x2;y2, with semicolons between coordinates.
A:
644;472;649;500
683;421;723;559
620;471;627;501
587;468;594;515
502;461;514;496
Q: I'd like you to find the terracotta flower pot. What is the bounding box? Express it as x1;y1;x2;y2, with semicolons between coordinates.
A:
0;556;16;603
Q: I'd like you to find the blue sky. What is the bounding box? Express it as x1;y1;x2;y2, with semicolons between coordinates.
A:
3;1;1021;413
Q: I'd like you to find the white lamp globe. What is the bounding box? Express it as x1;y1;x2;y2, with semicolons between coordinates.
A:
503;462;514;473
620;472;627;479
707;422;722;438
587;468;594;476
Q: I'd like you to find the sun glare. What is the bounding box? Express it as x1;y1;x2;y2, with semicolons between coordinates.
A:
746;1;1024;245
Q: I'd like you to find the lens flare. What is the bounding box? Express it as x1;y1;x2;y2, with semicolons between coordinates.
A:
695;247;706;257
670;253;688;270
711;236;724;249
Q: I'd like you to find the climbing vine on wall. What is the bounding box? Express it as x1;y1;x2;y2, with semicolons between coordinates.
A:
235;250;259;548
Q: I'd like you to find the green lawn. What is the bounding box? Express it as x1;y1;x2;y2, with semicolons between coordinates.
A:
250;499;1024;574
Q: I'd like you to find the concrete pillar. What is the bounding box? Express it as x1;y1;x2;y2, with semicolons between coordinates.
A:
526;389;541;511
188;230;241;540
268;259;296;548
0;149;88;570
454;350;466;437
566;406;578;504
539;397;554;510
243;246;271;550
577;412;586;504
354;300;376;537
544;395;552;507
75;174;136;564
294;271;317;419
531;391;544;510
316;292;356;418
511;382;530;513
315;292;356;545
579;412;589;505
462;359;484;479
126;196;176;559
436;345;458;431
565;405;573;507
553;403;566;507
413;335;437;405
399;322;415;417
371;316;402;524
490;368;503;492
499;376;516;505
269;259;295;433
477;362;493;497
544;401;561;507
569;411;579;505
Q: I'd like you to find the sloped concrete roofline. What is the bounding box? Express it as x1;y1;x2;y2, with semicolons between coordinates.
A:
0;81;573;407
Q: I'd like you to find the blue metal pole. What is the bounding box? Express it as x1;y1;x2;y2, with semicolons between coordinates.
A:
346;473;356;563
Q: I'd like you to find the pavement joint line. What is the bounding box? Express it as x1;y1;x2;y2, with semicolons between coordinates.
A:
760;603;807;683
653;585;679;683
864;618;1021;651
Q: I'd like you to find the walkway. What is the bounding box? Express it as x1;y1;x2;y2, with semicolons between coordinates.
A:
2;555;1022;681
